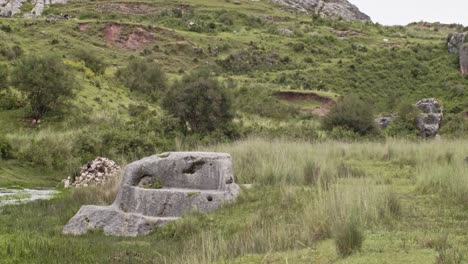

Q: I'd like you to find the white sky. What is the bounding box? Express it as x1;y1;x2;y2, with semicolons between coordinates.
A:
349;0;468;26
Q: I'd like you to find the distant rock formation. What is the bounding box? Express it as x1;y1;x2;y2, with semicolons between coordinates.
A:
447;32;468;54
0;0;67;17
416;98;443;138
459;44;468;75
447;33;468;75
63;152;241;236
270;0;371;21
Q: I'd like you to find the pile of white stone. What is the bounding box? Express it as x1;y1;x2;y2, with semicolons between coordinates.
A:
63;157;121;188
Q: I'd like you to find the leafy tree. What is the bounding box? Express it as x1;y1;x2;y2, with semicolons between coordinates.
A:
11;55;77;119
162;70;234;134
322;95;378;136
116;58;167;98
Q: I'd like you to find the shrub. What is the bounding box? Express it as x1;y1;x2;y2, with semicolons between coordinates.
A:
0;45;22;60
162;70;234;134
0;135;12;160
0;89;23;110
11;55;77;119
0;64;7;90
333;217;364;257
385;101;419;137
116;58;167;98
322;96;378;136
73;49;107;75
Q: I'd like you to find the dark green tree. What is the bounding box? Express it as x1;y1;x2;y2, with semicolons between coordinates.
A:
11;55;77;119
163;70;234;134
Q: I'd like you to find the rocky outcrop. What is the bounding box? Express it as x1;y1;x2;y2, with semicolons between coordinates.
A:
63;157;121;188
63;152;241;236
459;44;468;75
0;0;67;17
416;98;443;138
270;0;371;21
447;32;468;54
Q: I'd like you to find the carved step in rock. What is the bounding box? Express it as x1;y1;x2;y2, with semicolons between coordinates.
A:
63;152;241;237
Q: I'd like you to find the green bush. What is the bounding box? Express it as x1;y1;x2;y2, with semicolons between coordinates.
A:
0;64;7;90
0;89;23;110
0;135;12;160
385;101;419;137
163;70;235;135
0;45;22;61
11;55;77;119
73;49;107;75
116;58;167;98
322;96;378;136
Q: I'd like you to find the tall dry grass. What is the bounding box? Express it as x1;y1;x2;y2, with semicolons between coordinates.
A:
61;137;467;263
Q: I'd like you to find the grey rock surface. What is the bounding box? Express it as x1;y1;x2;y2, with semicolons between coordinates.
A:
460;44;468;75
0;0;67;17
416;98;443;138
63;152;241;236
270;0;371;21
447;32;468;54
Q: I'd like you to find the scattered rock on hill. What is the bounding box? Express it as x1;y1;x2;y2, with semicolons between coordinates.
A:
63;157;121;188
447;32;468;54
63;152;241;236
416;98;443;138
270;0;371;21
374;114;396;129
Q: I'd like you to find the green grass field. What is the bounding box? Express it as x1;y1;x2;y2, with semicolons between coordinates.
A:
0;139;467;263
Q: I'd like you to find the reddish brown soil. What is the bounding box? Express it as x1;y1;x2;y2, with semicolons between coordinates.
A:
96;3;159;15
79;23;89;31
103;23;156;50
275;91;336;117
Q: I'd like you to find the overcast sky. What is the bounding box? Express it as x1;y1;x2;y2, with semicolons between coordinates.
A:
349;0;468;26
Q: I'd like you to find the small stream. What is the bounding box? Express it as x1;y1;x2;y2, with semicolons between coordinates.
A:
0;188;59;207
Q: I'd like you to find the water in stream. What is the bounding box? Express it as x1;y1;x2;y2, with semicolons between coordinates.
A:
0;188;59;207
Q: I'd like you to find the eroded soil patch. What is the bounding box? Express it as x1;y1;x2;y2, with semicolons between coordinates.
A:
275;91;336;116
103;23;157;50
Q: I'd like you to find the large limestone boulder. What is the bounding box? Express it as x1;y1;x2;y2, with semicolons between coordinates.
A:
63;152;241;236
447;32;468;54
270;0;371;21
416;98;443;138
